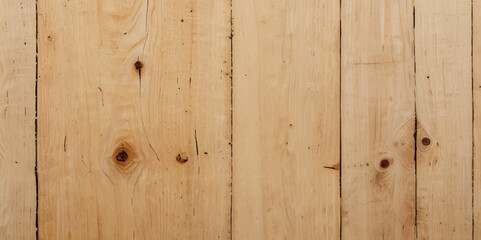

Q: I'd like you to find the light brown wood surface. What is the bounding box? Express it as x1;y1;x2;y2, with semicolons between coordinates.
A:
2;0;481;239
0;0;36;239
341;0;416;239
476;0;481;238
415;0;473;239
232;0;340;239
38;0;231;239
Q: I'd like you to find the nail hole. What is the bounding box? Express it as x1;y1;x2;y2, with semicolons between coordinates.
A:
134;61;143;70
422;137;431;146
380;159;390;169
116;150;128;162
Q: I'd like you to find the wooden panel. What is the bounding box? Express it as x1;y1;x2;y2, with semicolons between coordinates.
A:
232;0;340;239
415;0;472;239
0;0;36;239
341;0;416;239
474;1;481;239
38;0;231;239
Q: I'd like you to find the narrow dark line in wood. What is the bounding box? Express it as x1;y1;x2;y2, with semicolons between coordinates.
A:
339;0;342;239
229;0;234;239
141;0;149;56
471;0;475;238
35;0;39;238
137;61;160;162
414;101;418;240
412;3;418;239
194;129;199;156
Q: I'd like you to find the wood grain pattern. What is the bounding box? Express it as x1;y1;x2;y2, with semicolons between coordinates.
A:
1;1;480;239
232;0;340;239
475;0;481;238
0;0;36;239
341;0;416;239
415;0;472;239
38;0;231;239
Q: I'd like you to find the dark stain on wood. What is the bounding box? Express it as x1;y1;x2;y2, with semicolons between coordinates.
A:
176;152;188;163
324;162;340;170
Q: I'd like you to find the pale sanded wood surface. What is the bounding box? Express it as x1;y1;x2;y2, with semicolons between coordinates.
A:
0;0;36;239
38;0;231;239
232;0;340;239
1;0;480;239
415;0;473;239
341;0;416;239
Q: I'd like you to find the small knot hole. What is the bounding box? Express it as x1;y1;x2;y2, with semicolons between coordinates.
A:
134;61;143;70
380;159;390;169
421;137;431;146
116;151;128;162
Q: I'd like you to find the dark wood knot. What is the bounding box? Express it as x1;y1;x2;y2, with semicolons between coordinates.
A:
421;137;431;146
116;150;128;162
134;61;143;70
112;143;135;168
380;159;390;169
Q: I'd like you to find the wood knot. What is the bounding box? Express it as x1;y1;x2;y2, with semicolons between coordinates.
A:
116;151;128;162
380;159;390;169
112;143;135;168
421;137;431;146
176;152;188;163
134;61;143;70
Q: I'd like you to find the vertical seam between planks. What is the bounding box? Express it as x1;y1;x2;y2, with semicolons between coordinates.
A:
230;0;234;239
339;0;342;239
413;1;418;238
35;0;39;237
472;0;475;238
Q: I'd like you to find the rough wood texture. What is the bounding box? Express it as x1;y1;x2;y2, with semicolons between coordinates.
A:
0;0;36;239
232;0;340;239
38;0;231;239
415;0;472;239
341;0;416;239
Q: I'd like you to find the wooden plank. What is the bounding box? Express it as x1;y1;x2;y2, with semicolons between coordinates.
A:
415;0;472;239
341;0;416;239
0;0;37;238
37;0;231;239
475;0;481;238
0;0;36;239
232;0;340;239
